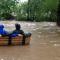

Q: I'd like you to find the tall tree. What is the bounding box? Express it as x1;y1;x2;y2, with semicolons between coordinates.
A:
27;0;31;21
27;0;45;21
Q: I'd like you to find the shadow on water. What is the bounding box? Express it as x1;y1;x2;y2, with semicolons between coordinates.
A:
0;21;60;60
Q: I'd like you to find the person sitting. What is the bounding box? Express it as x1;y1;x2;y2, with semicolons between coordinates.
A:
9;23;25;45
10;23;31;45
10;23;24;37
0;24;8;36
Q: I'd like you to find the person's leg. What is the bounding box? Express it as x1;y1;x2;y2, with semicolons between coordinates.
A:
8;35;12;45
22;34;25;45
22;32;32;45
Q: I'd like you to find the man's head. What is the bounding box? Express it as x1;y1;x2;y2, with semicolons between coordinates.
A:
15;23;21;30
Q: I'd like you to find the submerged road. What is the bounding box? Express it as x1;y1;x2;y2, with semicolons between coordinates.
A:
0;21;60;60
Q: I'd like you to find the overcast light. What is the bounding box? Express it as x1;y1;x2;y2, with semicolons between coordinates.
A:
20;0;28;3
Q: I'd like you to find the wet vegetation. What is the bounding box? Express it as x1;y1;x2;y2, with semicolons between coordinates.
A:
0;0;60;23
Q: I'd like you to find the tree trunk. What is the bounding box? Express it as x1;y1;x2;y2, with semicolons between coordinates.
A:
57;0;60;26
27;0;31;21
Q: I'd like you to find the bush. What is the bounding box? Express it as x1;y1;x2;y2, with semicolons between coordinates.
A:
1;13;15;20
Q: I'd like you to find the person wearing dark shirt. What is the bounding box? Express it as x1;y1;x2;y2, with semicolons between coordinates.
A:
9;23;31;45
9;23;25;45
11;23;24;37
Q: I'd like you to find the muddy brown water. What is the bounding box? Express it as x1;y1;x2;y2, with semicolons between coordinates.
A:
0;21;60;60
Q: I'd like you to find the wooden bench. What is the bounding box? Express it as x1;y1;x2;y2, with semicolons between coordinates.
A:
0;35;31;46
0;36;9;45
11;35;23;45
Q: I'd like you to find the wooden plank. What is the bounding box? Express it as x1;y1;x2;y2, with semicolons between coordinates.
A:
11;35;23;45
0;37;8;45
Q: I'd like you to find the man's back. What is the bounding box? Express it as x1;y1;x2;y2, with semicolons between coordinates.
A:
10;24;24;37
12;29;24;35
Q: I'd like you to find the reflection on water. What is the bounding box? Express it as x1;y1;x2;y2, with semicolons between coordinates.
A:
0;21;60;60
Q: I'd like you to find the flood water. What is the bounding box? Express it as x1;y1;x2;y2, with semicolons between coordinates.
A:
0;21;60;60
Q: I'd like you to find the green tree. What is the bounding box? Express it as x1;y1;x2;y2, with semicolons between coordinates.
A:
26;0;58;22
27;0;45;21
0;0;18;20
43;0;58;22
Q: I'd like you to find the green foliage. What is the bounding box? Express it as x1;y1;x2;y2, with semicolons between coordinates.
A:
17;0;58;22
42;0;58;22
0;0;59;22
0;0;17;20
